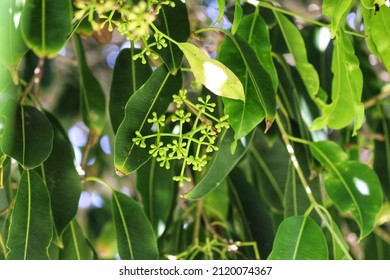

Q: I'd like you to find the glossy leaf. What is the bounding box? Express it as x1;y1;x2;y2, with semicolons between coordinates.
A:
59;220;94;260
73;35;106;136
218;34;276;140
20;0;72;58
178;42;245;101
151;0;190;74
273;11;321;104
109;48;152;133
137;157;176;237
41;113;81;236
184;128;254;200
114;65;182;175
1;104;53;169
6;170;53;260
268;216;328;260
231;0;243;35
310;141;383;239
112;191;158;260
322;0;353;38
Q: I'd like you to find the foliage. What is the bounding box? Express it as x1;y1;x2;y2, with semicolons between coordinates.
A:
0;0;389;260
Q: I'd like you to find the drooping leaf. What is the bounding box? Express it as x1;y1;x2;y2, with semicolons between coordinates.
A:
6;170;53;260
1;103;53;169
20;0;72;58
112;191;158;260
218;34;276;140
231;0;243;35
311;30;364;135
178;42;245;101
268;216;328;260
184;128;254;200
59;220;94;260
229;168;275;259
151;0;190;74
40;113;81;236
73;35;106;136
109;48;152;134
327;217;350;260
374;118;390;199
137;157;176;237
322;0;353;38
310;141;383;239
215;0;226;23
114;65;182;175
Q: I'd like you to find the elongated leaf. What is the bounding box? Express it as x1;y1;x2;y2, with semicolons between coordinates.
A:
1;104;53;169
328;217;350;260
310;141;383;239
73;35;106;136
215;0;226;23
203;179;229;221
364;232;390;260
137;157;176;236
178;42;245;101
323;0;353;38
112;191;158;260
231;0;243;35
109;48;152;133
218;34;276;140
6;170;53;260
59;220;94;260
374;119;390;199
40;113;81;236
20;0;72;58
229;168;275;259
184;128;254;200
114;65;182;175
268;216;328;260
273;11;321;104
151;0;189;74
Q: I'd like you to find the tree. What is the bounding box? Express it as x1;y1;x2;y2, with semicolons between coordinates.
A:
0;0;389;260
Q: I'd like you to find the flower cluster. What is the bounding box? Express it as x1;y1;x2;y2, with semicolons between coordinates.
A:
132;89;230;186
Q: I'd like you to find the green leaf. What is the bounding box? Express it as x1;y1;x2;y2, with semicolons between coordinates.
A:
273;11;321;104
151;0;190;74
310;141;383;239
268;216;328;260
309;140;349;164
184;128;254;200
137;157;176;237
203;180;229;221
73;35;106;136
231;0;243;35
40;113;81;236
327;217;350;260
322;0;353;38
109;48;152;134
20;0;72;58
6;170;53;260
218;34;276;139
311;30;364;135
364;232;390;260
59;220;94;260
1;104;53;169
112;191;158;260
373;119;390;199
178;42;245;101
114;65;182;175
229;168;275;259
215;0;226;23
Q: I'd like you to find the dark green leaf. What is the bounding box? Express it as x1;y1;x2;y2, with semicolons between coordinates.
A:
109;48;152;133
322;0;353;38
1;104;53;169
374;118;390;199
6;170;53;260
327;217;350;260
151;0;190;74
184;128;254;200
20;0;72;58
364;232;390;260
114;65;182;175
112;191;158;260
268;216;328;260
203;180;229;221
59;220;94;260
219;34;276;139
73;35;106;136
137;157;176;237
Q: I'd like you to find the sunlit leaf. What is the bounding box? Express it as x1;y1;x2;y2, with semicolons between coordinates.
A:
322;0;353;38
20;0;72;58
215;0;226;23
73;35;106;136
6;170;53;260
268;216;328;260
178;42;245;101
114;65;182;175
59;220;94;260
231;0;243;35
109;48;152;133
112;191;158;260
